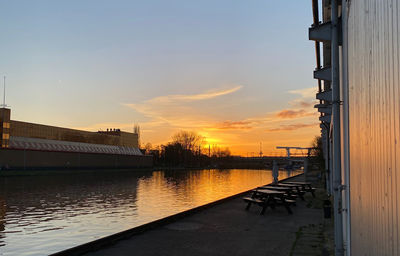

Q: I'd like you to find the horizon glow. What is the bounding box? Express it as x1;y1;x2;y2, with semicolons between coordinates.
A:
0;1;319;156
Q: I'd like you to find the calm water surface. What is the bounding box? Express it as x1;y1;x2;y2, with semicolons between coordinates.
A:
0;168;300;255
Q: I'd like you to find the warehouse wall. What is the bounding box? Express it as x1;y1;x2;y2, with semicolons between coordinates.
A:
347;1;400;255
0;149;152;170
10;120;138;148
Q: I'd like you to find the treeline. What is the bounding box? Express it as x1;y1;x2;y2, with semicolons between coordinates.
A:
142;131;231;167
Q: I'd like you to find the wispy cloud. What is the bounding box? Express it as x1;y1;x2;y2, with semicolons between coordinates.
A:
126;85;242;108
212;120;253;130
288;87;318;109
147;85;243;103
78;85;321;155
275;109;316;119
288;87;317;98
289;99;317;108
267;122;319;132
124;85;243;127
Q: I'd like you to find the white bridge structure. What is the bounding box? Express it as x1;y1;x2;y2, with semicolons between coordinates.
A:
276;146;315;175
276;146;314;159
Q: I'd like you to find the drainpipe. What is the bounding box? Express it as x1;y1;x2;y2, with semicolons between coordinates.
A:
322;122;331;195
330;134;334;197
341;0;351;254
331;0;344;255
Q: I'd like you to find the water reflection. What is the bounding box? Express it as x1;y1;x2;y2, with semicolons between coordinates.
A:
0;197;5;248
0;169;300;256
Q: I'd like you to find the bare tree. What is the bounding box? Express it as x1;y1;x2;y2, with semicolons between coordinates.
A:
310;136;324;166
211;144;231;158
172;131;204;152
144;142;152;155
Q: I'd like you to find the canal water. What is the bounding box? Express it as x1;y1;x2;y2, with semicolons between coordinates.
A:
0;168;300;256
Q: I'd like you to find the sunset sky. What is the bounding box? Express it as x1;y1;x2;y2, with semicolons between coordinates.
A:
0;1;320;156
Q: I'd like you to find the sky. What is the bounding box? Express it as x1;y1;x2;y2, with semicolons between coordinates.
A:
0;0;320;156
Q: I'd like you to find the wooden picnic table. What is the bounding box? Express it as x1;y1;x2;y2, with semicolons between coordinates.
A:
244;188;293;214
259;185;292;192
282;182;316;197
267;184;305;201
260;185;296;196
253;188;285;195
275;183;301;188
283;181;311;186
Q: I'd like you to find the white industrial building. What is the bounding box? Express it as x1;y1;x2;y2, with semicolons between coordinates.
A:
309;0;400;255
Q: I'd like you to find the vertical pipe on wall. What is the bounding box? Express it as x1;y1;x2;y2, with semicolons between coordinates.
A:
322;123;331;195
331;0;344;255
330;135;334;196
341;0;351;255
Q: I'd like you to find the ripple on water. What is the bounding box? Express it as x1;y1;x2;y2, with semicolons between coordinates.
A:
0;169;301;256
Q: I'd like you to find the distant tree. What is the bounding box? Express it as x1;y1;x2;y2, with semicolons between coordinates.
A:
310;136;324;166
211;145;231;158
172;131;204;152
150;131;233;167
163;142;185;166
219;147;231;158
144;142;152;155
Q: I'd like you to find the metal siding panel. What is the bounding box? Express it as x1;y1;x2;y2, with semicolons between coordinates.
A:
395;2;400;254
348;0;400;255
7;136;143;156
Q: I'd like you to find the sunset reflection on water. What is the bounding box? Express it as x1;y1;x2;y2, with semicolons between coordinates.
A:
0;169;300;255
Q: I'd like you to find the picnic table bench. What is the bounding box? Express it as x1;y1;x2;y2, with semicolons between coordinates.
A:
273;183;306;200
243;188;294;215
282;181;316;197
259;185;299;200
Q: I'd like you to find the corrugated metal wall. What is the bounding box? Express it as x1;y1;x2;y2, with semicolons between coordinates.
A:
347;0;400;255
0;148;153;169
10;120;139;148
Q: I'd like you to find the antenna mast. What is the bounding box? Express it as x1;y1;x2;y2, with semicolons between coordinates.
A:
1;76;5;108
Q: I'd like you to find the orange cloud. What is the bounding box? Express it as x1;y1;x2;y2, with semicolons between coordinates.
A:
275;109;315;119
213;120;253;130
288;87;317;98
71;86;322;155
287;87;318;109
289;99;317;108
298;101;315;108
267;122;319;132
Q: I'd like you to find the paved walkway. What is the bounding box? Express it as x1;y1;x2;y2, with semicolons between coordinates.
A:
85;175;331;256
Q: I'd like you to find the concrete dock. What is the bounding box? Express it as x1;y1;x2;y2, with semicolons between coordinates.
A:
83;174;332;256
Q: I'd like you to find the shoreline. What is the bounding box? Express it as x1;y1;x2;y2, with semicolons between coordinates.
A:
50;173;304;256
0;166;284;177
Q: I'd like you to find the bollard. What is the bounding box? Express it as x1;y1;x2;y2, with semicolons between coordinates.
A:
323;199;332;219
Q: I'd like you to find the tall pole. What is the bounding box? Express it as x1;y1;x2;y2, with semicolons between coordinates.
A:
2;76;5;107
331;0;344;255
322;122;331;195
